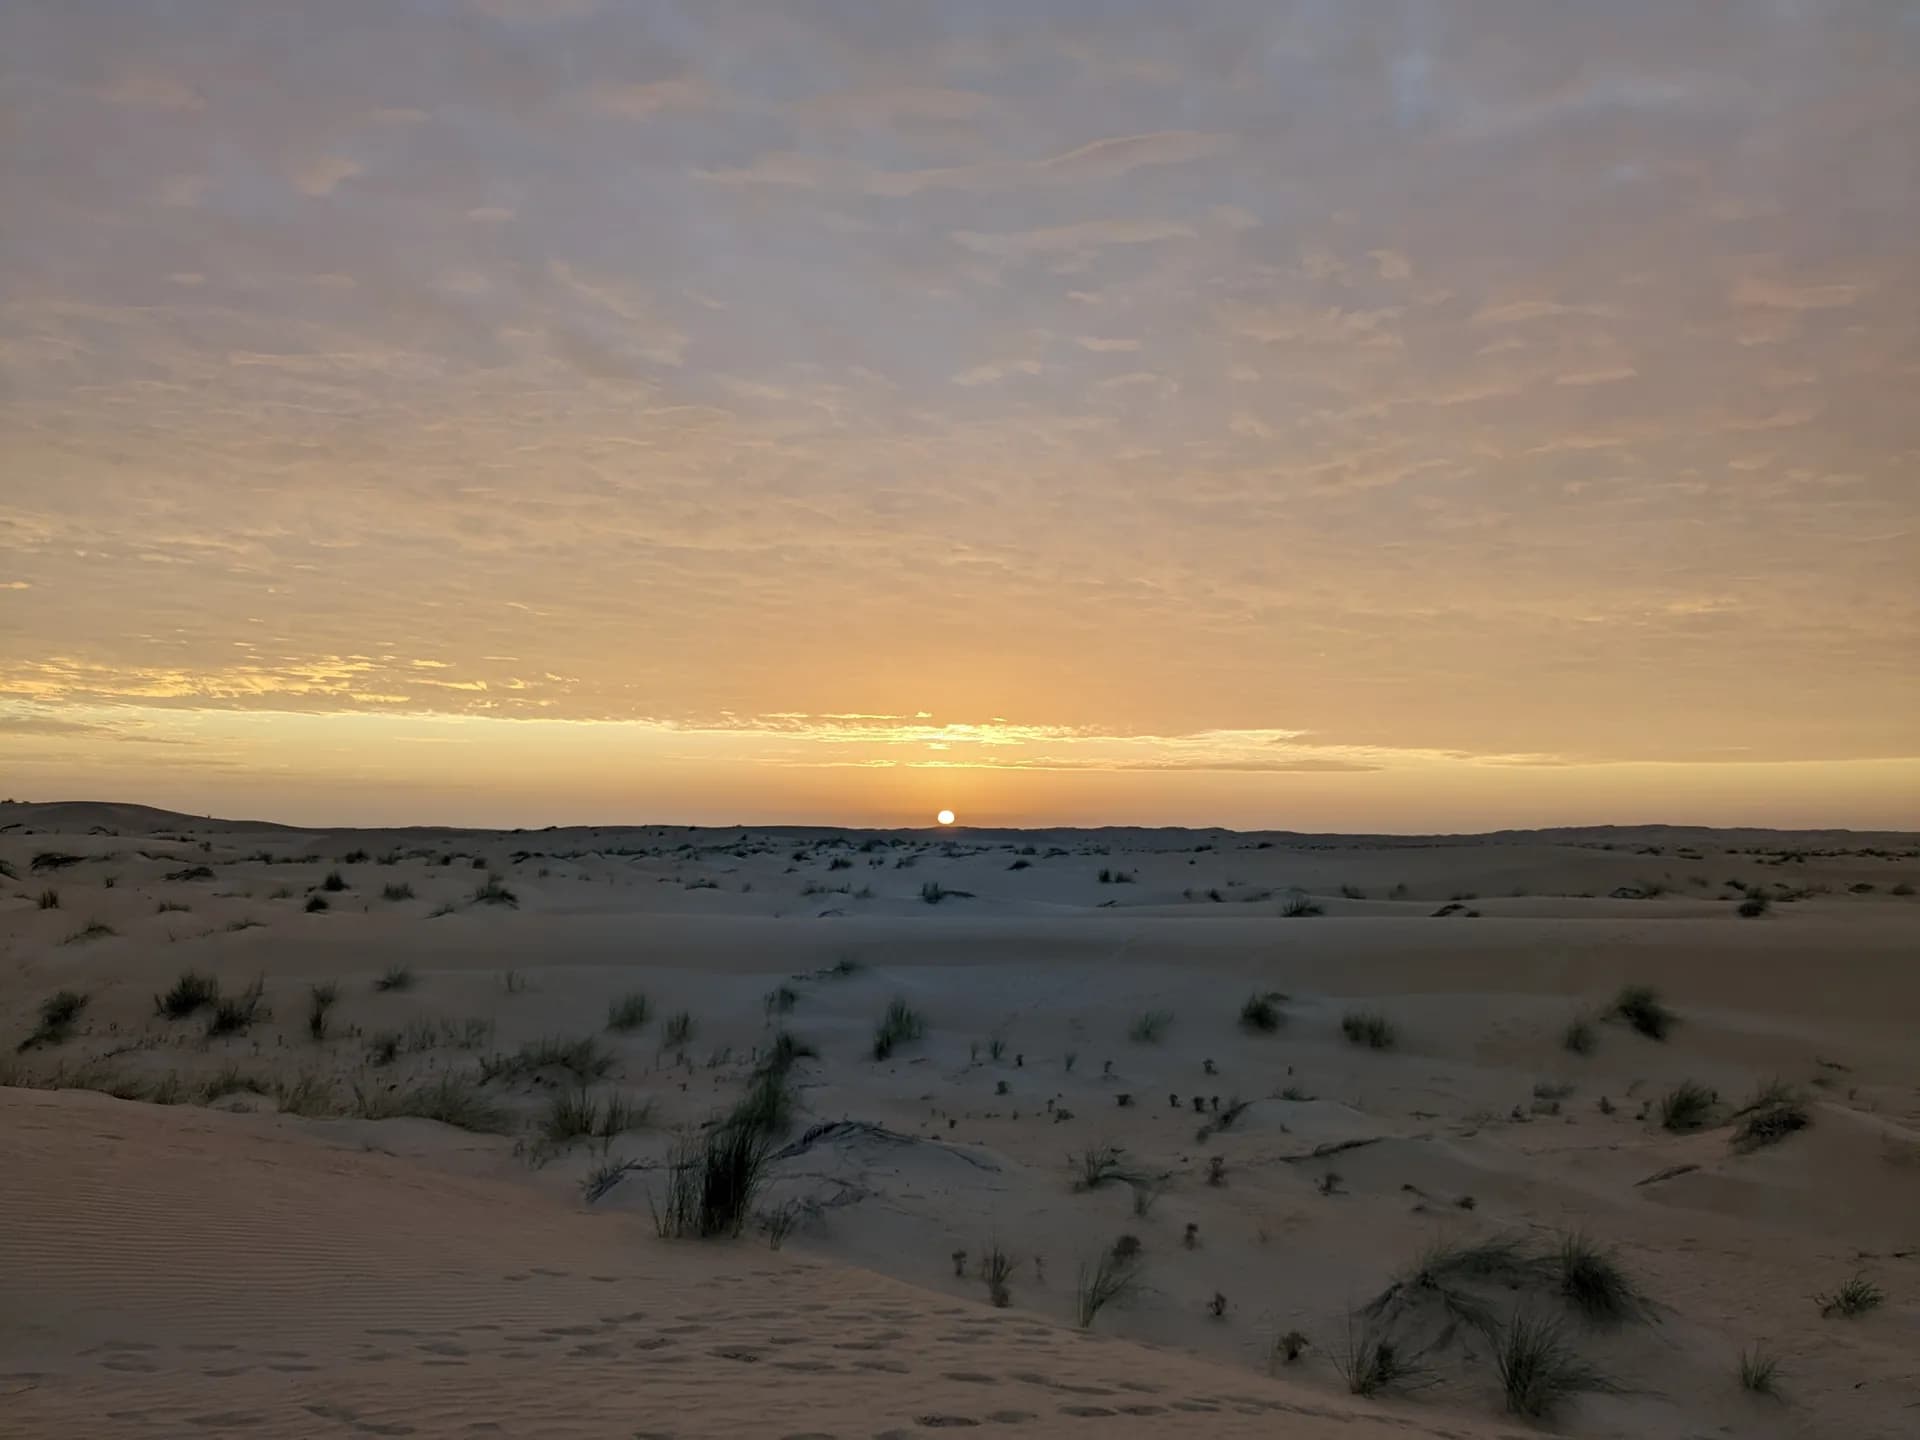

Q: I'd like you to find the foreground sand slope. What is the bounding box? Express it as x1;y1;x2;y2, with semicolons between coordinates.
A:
1;1089;1530;1440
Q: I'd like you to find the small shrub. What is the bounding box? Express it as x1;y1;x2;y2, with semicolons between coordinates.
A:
307;982;338;1041
1341;1009;1397;1049
321;870;348;892
1276;1329;1309;1364
1563;1018;1596;1055
1612;985;1675;1040
155;971;220;1020
650;1120;772;1239
37;888;60;910
607;991;652;1032
580;1156;638;1203
980;1242;1016;1307
373;964;414;993
1335;1314;1423;1397
1737;893;1771;918
871;998;925;1060
473;873;518;907
272;1073;338;1117
1280;892;1324;918
1816;1275;1883;1318
1239;993;1283;1033
19;990;89;1051
1070;1143;1131;1191
1128;1010;1171;1044
204;978;266;1037
1659;1080;1718;1133
1074;1243;1141;1327
1554;1233;1648;1323
662;1010;695;1048
1738;1345;1782;1396
764;984;798;1015
1732;1089;1810;1152
544;1088;602;1142
1495;1312;1615;1419
380;882;415;901
305;895;329;913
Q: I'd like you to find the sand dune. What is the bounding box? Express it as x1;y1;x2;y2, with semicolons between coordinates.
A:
4;802;1917;1436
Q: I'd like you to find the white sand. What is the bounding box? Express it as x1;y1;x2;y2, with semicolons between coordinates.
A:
4;800;1917;1437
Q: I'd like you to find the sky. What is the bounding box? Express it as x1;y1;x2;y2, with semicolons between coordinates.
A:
1;1;1917;831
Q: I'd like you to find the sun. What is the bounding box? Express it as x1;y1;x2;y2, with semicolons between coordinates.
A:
936;809;956;826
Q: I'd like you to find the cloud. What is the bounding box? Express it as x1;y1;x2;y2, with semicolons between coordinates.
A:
592;76;709;117
293;156;362;197
953;219;1194;257
1554;365;1637;386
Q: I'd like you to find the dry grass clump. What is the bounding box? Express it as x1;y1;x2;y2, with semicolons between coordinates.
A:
155;970;220;1020
353;1072;512;1133
1731;1080;1811;1151
651;1121;773;1240
1069;1142;1134;1191
1239;992;1284;1032
1494;1313;1616;1419
662;1010;695;1048
1334;1313;1426;1397
380;882;415;901
480;1034;614;1085
307;982;339;1041
606;991;651;1032
1562;1017;1597;1055
373;964;414;993
1816;1275;1883;1318
1658;1080;1718;1133
1738;1345;1782;1396
871;998;925;1060
18;990;89;1051
472;873;518;906
1553;1232;1649;1324
1074;1238;1143;1328
1341;1009;1397;1049
1127;1010;1172;1043
979;1241;1016;1307
1611;984;1675;1040
204;978;267;1038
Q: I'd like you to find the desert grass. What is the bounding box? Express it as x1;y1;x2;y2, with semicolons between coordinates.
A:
1127;1009;1172;1043
1341;1009;1397;1049
1280;892;1324;917
1239;992;1284;1032
18;990;89;1051
305;896;329;913
307;982;339;1041
764;984;798;1014
1738;1345;1782;1396
36;888;60;910
1612;984;1675;1040
727;1065;795;1137
1737;893;1771;917
757;1029;818;1079
353;1072;513;1133
373;963;414;993
156;900;192;914
1368;1236;1534;1334
1816;1275;1884;1318
272;1073;339;1117
1333;1313;1425;1397
321;869;348;892
1069;1142;1133;1191
472;873;518;907
380;882;415;901
155;970;220;1020
63;920;116;944
871;997;925;1060
543;1087;603;1142
662;1010;695;1048
481;1034;614;1085
606;991;652;1032
1731;1084;1811;1152
979;1241;1017;1307
1553;1232;1649;1324
758;1199;808;1249
582;1156;641;1204
650;1121;772;1240
204;977;266;1037
1563;1017;1597;1055
1494;1313;1616;1419
1074;1242;1142;1328
1659;1080;1718;1133
201;1064;267;1102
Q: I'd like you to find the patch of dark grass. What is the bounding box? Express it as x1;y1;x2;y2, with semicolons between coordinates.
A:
481;1034;614;1085
373;964;414;993
380;882;415;901
321;869;348;892
1069;1142;1133;1192
1074;1243;1142;1328
1563;1018;1597;1055
18;989;89;1051
272;1073;338;1117
1334;1313;1427;1397
980;1241;1016;1308
582;1156;640;1204
1816;1274;1883;1318
606;991;651;1032
1239;992;1283;1033
1612;985;1675;1040
1659;1080;1718;1133
204;978;267;1038
1280;891;1324;917
155;970;220;1020
36;888;60;910
1737;893;1771;918
1341;1009;1397;1049
543;1088;603;1142
305;895;329;913
1494;1312;1616;1419
650;1119;773;1239
63;920;116;944
472;872;518;907
1553;1232;1649;1324
353;1072;513;1133
662;1010;695;1048
764;984;798;1015
1731;1086;1810;1152
1127;1010;1172;1044
307;982;338;1041
871;997;925;1060
1739;1346;1782;1396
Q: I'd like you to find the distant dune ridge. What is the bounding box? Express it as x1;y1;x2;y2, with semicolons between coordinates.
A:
4;800;1917;1437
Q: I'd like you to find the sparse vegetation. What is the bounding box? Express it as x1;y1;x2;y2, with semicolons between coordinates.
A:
1737;893;1771;918
353;1072;513;1133
155;970;220;1020
380;882;415;901
871;998;925;1060
1334;1313;1424;1397
18;990;89;1051
307;982;338;1041
321;869;348;892
305;895;329;912
481;1034;614;1085
1070;1142;1132;1191
662;1010;695;1048
1128;1010;1172;1044
1817;1274;1883;1318
1280;892;1324;917
204;978;267;1038
1554;1232;1649;1324
980;1241;1016;1307
1239;992;1283;1033
36;888;60;910
1739;1346;1782;1396
1612;984;1675;1040
1563;1018;1596;1055
607;991;652;1032
1494;1312;1616;1419
1074;1241;1142;1327
1341;1009;1397;1049
473;873;518;907
1732;1085;1810;1152
1659;1080;1718;1133
373;964;414;993
650;1120;772;1240
63;919;116;944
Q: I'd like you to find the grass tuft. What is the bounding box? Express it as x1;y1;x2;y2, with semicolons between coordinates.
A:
1239;992;1284;1033
1612;984;1675;1040
307;982;338;1041
1738;1345;1782;1396
380;882;415;901
155;971;220;1020
650;1120;772;1239
1494;1312;1616;1419
1127;1010;1172;1044
662;1010;695;1049
1816;1275;1883;1318
1341;1009;1397;1049
472;873;518;907
18;990;89;1051
1074;1242;1142;1328
1658;1080;1718;1133
871;997;925;1060
606;991;652;1032
353;1072;513;1133
1563;1018;1596;1055
1731;1086;1810;1152
204;978;267;1037
1554;1232;1649;1324
373;964;414;993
